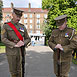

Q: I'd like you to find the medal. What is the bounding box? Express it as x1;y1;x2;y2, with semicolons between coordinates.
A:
19;27;24;32
65;33;69;37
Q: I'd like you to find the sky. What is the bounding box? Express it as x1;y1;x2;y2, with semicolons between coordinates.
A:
2;0;42;8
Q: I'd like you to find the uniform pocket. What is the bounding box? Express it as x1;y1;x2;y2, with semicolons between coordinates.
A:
7;28;14;37
7;28;14;33
53;35;59;38
7;28;19;40
7;28;13;30
53;35;59;44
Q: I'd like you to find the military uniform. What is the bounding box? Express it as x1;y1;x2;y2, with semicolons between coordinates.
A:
48;15;76;77
1;8;31;77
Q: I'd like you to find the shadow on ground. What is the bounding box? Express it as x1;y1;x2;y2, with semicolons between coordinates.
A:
26;50;55;77
0;49;77;77
0;53;6;62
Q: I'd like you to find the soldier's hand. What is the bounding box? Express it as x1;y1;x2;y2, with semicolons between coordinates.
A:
14;44;20;47
55;44;64;51
55;44;62;49
55;44;63;50
59;48;64;51
16;40;24;47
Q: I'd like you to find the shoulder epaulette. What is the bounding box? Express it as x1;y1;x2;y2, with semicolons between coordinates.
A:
69;29;75;40
4;22;11;24
68;27;74;30
19;23;24;26
52;28;58;31
51;28;58;33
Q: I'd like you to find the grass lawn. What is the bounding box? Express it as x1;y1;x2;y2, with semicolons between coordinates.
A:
72;59;77;65
0;46;5;53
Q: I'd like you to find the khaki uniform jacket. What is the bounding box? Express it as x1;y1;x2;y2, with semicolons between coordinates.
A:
48;27;76;62
1;20;31;56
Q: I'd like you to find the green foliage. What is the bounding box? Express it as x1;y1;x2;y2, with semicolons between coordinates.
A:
0;41;4;46
42;0;77;45
0;26;1;41
72;59;77;64
0;46;5;53
0;0;3;21
0;0;3;42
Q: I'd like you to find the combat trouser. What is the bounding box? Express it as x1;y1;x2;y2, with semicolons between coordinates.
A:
56;76;68;77
54;60;70;77
56;74;69;77
11;72;22;77
17;72;22;77
7;54;22;77
11;74;17;77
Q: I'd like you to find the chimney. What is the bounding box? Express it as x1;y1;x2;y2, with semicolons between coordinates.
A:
11;2;14;9
28;3;31;12
11;2;14;12
29;3;31;9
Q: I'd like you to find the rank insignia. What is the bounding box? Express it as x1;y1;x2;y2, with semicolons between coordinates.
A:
1;29;5;34
65;33;69;37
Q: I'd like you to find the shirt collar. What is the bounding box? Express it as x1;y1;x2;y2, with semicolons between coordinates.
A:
59;26;67;32
11;19;18;25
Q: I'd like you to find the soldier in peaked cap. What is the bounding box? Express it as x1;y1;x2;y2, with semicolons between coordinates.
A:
48;15;77;77
13;8;24;17
1;7;31;77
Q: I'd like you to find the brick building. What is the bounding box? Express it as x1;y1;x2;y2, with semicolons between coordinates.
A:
2;3;48;43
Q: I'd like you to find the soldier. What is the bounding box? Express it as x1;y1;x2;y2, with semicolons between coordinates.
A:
48;15;77;77
1;8;31;77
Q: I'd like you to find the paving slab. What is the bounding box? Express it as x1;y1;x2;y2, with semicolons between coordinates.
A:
0;46;77;77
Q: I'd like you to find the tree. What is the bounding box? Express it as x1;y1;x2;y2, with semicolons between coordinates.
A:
0;0;3;21
42;0;77;45
0;0;3;42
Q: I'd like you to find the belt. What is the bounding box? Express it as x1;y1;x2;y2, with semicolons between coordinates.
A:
9;39;18;43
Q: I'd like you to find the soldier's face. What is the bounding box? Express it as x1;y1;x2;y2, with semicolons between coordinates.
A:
58;21;67;30
12;13;21;23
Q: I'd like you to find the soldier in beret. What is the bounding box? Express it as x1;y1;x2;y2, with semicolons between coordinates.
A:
48;15;77;77
1;8;31;77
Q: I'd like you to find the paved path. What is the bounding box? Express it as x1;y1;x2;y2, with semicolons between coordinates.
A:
0;46;77;77
26;46;55;77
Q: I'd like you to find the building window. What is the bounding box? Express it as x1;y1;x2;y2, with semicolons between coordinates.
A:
44;19;47;23
24;19;27;23
6;13;10;17
36;30;40;34
30;25;32;29
24;14;27;18
1;20;3;23
30;30;33;33
44;14;47;18
24;25;27;29
37;25;40;29
30;19;32;23
30;14;32;18
36;19;40;24
36;14;40;18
